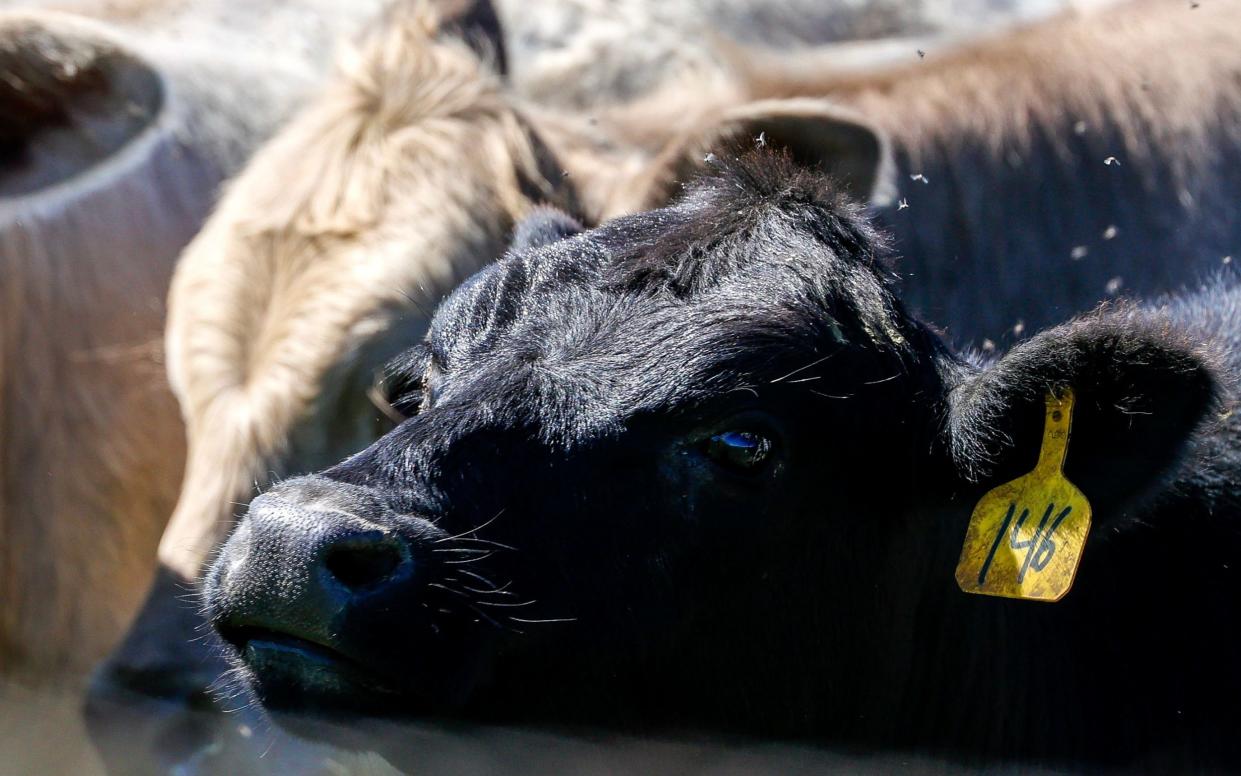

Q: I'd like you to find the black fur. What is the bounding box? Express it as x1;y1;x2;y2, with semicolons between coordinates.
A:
205;151;1241;768
882;111;1241;346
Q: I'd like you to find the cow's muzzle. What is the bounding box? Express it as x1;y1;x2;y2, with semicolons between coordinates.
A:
204;476;488;721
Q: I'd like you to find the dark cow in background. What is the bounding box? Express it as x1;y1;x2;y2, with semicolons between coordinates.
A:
208;152;1241;769
618;0;1241;342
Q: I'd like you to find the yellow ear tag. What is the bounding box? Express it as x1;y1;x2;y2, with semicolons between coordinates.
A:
954;390;1092;602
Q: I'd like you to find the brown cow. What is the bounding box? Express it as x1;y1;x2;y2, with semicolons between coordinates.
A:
2;12;195;684
0;8;379;774
0;0;393;687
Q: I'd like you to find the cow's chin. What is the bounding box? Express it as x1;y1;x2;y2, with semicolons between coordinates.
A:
219;626;476;743
234;629;405;709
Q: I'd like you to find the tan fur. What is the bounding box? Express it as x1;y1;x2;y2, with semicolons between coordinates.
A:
158;2;567;577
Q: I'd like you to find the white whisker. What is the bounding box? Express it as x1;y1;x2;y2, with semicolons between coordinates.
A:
434;509;507;543
770;353;834;383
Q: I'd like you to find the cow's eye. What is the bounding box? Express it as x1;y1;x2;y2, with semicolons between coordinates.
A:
704;431;773;470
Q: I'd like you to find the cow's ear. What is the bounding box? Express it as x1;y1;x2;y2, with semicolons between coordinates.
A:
945;310;1226;521
619;98;895;213
436;0;507;75
0;14;163;195
509;206;583;252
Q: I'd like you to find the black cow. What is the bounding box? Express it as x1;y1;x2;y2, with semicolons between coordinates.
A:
205;153;1241;768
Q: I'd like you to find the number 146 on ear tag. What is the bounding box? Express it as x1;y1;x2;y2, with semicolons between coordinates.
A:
955;390;1093;602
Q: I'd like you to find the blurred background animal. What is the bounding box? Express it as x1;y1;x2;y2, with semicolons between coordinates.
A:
0;1;391;771
0;0;390;685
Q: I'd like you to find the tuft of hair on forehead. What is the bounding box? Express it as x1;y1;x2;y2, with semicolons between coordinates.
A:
600;148;892;299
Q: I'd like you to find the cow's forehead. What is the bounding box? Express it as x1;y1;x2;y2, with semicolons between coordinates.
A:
433;211;842;360
425;255;828;442
429;230;611;368
419;154;919;442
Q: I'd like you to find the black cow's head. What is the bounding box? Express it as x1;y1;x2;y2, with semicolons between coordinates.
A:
204;152;1221;745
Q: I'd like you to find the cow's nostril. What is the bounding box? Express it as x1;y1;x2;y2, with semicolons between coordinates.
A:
323;533;406;591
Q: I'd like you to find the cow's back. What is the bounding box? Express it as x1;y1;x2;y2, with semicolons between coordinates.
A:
739;0;1241;346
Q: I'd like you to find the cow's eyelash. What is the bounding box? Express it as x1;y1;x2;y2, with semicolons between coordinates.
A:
371;342;436;420
390;383;427;418
368;373;420;423
394;361;444;417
